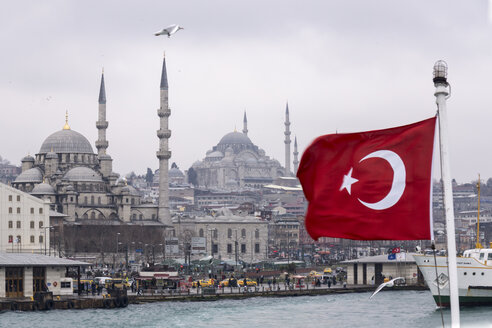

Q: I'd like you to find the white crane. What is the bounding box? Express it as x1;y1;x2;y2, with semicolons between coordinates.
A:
369;277;405;299
154;24;184;38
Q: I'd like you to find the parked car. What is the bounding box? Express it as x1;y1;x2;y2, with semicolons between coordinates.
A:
219;278;238;287
237;278;257;287
105;278;130;290
192;279;214;288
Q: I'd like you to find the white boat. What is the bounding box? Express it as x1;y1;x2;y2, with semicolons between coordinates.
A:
414;247;492;306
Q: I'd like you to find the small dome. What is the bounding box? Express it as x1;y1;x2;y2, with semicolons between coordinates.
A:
21;155;35;162
64;167;102;182
39;129;94;154
31;182;56;195
15;168;43;183
218;132;253;146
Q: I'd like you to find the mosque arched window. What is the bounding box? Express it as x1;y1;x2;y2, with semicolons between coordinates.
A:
132;214;136;220
90;212;95;219
228;228;232;238
83;213;88;219
91;196;94;205
241;229;246;238
199;229;204;237
139;214;143;220
98;197;101;205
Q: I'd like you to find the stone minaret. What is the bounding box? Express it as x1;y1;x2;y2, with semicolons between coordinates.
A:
293;136;299;174
156;54;172;225
96;71;109;156
243;111;248;136
96;71;113;178
284;102;291;176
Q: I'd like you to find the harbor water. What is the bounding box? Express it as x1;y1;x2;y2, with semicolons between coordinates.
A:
1;290;491;328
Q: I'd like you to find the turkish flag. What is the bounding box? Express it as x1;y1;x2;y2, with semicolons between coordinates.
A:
297;117;437;241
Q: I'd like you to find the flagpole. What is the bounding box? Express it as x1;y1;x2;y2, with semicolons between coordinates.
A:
433;60;460;327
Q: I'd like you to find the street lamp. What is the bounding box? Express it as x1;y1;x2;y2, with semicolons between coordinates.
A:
115;232;121;271
116;232;121;254
43;226;53;256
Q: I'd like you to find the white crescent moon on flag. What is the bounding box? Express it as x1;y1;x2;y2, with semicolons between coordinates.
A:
358;150;406;210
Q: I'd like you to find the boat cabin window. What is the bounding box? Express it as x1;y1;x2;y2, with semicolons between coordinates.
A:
488;253;492;260
480;253;485;260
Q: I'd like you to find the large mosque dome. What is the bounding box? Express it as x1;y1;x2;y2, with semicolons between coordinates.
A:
218;131;253;146
39;129;94;154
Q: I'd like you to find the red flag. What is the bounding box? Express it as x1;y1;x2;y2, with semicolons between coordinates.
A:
297;117;436;241
392;247;401;254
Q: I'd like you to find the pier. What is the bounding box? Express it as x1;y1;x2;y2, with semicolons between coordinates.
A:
0;285;427;311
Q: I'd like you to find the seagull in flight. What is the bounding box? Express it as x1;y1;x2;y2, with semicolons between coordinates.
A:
369;277;405;299
155;24;184;38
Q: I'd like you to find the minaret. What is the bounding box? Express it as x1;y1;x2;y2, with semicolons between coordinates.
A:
243;111;248;136
284;102;291;176
96;70;109;156
95;71;113;178
156;54;172;225
293;136;299;174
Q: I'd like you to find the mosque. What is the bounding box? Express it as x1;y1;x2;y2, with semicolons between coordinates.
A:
191;105;300;190
10;57;173;255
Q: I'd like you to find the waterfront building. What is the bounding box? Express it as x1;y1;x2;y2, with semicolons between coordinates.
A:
0;252;88;298
172;208;268;263
342;253;422;286
269;216;300;259
0;183;50;254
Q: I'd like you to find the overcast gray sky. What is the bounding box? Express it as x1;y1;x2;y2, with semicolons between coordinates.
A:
1;1;491;183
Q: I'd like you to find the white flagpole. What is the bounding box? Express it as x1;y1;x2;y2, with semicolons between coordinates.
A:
433;60;460;327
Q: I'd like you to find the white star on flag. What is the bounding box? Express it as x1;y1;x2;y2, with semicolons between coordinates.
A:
339;167;358;195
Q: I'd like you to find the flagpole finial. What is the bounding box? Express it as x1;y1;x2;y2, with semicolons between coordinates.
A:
433;60;448;85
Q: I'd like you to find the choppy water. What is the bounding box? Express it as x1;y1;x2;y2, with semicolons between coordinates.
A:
1;290;491;328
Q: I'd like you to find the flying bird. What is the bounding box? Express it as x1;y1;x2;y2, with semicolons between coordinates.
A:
369;277;405;299
154;24;184;38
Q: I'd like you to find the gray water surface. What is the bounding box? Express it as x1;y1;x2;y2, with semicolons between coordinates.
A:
1;291;491;328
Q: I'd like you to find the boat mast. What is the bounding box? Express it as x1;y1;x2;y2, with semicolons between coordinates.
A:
433;60;460;327
476;174;482;249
